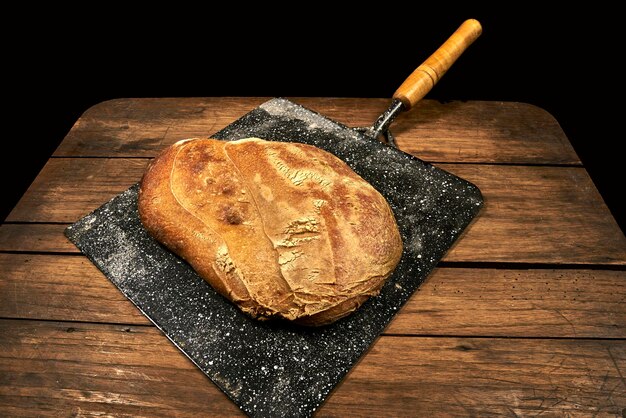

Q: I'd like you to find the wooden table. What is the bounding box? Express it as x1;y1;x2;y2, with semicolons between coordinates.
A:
1;98;625;416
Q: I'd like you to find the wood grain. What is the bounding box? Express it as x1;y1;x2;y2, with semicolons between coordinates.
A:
0;254;148;325
0;223;75;253
0;319;623;417
2;254;624;338
388;268;626;338
53;97;579;164
445;164;626;265
7;159;625;264
393;100;578;164
7;158;149;224
324;335;625;417
0;319;242;417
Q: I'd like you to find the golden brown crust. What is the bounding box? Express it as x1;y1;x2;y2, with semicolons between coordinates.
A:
138;138;402;326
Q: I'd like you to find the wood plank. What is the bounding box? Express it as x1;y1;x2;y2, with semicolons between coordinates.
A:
7;159;626;264
394;100;579;165
7;158;149;224
2;254;624;338
53;97;580;165
0;224;75;253
445;164;626;265
0;254;149;325
0;319;623;416
324;335;626;417
0;319;242;417
387;268;626;338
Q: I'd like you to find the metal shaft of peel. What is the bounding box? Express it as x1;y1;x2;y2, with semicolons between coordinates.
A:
368;99;404;147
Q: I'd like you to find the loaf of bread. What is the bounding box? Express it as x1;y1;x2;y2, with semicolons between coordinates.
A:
138;137;402;326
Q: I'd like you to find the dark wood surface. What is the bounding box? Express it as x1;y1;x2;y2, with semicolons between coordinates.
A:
1;98;624;416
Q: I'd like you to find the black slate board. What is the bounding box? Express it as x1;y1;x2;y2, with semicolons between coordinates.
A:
65;98;483;417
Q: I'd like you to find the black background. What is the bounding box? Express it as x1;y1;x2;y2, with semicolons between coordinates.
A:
4;7;624;234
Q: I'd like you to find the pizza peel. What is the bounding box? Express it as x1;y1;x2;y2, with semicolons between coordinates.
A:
66;20;483;417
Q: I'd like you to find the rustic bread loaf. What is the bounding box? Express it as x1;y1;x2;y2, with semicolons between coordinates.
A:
138;137;402;326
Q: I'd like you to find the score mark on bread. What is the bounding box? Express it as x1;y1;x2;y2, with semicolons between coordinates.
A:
138;138;402;326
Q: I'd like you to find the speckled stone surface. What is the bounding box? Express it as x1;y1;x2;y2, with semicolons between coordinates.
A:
65;98;483;417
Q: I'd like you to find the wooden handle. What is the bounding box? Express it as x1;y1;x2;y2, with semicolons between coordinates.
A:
393;19;482;110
